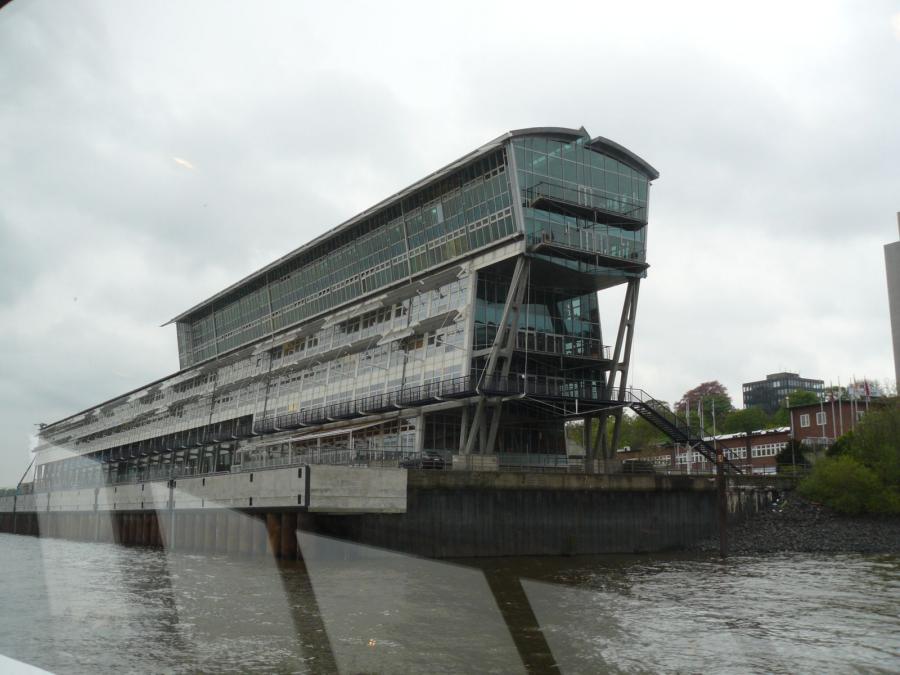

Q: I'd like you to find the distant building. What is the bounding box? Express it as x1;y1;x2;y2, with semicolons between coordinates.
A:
788;398;873;448
885;213;900;387
617;427;790;476
617;398;879;476
742;372;824;414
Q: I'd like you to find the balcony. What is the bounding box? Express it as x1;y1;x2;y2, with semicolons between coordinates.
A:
524;181;647;230
515;329;610;361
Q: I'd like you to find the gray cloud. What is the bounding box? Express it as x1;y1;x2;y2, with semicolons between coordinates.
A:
1;0;898;482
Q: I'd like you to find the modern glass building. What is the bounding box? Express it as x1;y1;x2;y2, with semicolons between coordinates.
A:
741;372;824;414
33;126;659;487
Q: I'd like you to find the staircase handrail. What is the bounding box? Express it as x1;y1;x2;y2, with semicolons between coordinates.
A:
625;388;742;474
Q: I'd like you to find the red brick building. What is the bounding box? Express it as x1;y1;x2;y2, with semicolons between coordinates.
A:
788;399;870;447
618;398;880;475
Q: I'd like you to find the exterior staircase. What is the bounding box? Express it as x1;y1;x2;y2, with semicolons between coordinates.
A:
627;389;743;474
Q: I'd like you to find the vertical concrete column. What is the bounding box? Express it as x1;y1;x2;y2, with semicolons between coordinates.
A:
415;413;426;455
280;512;298;560
266;512;281;557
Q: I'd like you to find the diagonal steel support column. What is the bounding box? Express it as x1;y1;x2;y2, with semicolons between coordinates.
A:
610;279;641;455
484;259;530;454
590;278;641;470
463;256;528;455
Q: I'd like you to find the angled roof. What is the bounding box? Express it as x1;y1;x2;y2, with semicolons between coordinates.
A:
165;126;658;325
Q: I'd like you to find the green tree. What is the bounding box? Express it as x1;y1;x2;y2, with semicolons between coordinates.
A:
675;381;734;433
775;439;809;469
786;389;820;406
771;406;790;427
845;400;900;487
721;406;769;434
798;400;900;514
799;455;897;514
612;411;668;452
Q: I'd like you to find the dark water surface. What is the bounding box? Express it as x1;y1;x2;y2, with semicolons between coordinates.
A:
1;531;898;674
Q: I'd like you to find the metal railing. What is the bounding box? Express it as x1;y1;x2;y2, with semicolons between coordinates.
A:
625;388;744;474
524;182;648;225
515;329;610;360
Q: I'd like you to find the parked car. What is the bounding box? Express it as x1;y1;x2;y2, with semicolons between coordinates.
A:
400;451;446;470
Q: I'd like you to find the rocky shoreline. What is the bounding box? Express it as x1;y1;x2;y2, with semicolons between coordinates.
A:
694;491;900;555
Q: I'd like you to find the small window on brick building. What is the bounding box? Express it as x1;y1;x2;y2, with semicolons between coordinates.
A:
816;411;826;426
800;414;810;428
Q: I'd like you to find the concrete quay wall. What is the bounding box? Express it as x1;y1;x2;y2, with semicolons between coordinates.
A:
0;470;784;558
303;472;785;558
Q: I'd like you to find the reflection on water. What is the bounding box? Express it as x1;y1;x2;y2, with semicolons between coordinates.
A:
0;532;898;674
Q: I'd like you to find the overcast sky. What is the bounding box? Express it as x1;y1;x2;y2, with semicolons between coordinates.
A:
1;1;898;482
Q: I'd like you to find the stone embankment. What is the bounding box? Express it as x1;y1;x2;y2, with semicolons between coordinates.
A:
697;491;900;555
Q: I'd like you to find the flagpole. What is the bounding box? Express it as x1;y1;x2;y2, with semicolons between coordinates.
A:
830;381;837;442
819;390;825;443
838;376;844;437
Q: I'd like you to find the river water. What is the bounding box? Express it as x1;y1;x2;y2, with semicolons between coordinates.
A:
0;531;898;674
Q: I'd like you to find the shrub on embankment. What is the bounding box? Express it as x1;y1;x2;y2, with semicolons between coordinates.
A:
798;399;900;515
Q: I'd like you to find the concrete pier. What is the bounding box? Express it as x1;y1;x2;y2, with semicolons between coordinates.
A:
0;470;787;558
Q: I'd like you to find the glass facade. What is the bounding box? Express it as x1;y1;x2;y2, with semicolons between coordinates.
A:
35;128;657;483
474;272;605;359
177;150;513;368
513;135;649;263
742;372;825;414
